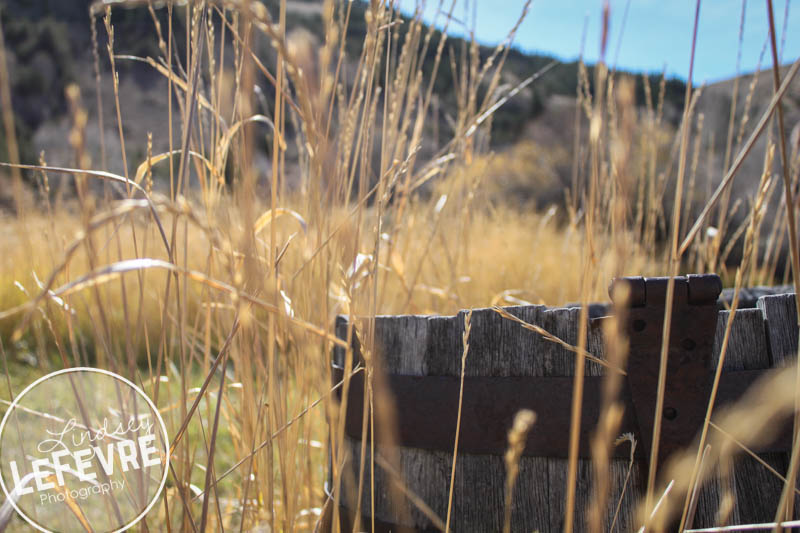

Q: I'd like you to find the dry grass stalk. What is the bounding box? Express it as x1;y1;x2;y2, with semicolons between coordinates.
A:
1;0;798;530
678;143;774;530
640;363;800;531
764;1;800;527
708;0;748;272
445;308;472;533
0;15;23;214
645;0;702;516
502;409;536;533
493;306;625;375
588;282;631;533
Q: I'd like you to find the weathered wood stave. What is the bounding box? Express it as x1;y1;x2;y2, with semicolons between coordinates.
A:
328;292;800;532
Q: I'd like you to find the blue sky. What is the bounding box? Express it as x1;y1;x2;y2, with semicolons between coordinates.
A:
396;1;799;83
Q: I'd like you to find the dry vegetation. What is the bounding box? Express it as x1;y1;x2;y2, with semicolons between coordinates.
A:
0;0;799;531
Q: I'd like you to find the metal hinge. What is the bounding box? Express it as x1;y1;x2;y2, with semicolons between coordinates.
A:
610;274;722;466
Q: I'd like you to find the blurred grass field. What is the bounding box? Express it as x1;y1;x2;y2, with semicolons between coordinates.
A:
0;0;799;531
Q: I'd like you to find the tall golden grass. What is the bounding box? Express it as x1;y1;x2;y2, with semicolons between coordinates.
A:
0;0;799;531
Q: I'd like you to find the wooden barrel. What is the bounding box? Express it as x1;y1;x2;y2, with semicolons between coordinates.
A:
323;275;799;532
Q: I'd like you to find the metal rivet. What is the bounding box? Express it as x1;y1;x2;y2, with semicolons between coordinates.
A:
633;319;646;332
682;338;696;351
664;407;678;420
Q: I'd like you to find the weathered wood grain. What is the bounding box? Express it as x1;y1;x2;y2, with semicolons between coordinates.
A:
756;293;800;520
758;293;799;366
336;306;643;532
688;298;799;528
331;288;800;532
585;317;642;533
710;309;770;371
688;308;776;528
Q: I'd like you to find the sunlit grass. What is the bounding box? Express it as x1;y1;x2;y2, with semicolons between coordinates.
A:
0;0;798;531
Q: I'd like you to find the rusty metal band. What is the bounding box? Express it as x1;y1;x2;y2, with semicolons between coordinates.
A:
332;365;790;459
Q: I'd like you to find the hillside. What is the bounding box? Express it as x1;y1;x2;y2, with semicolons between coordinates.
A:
0;0;691;190
698;65;800;201
3;0;796;235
